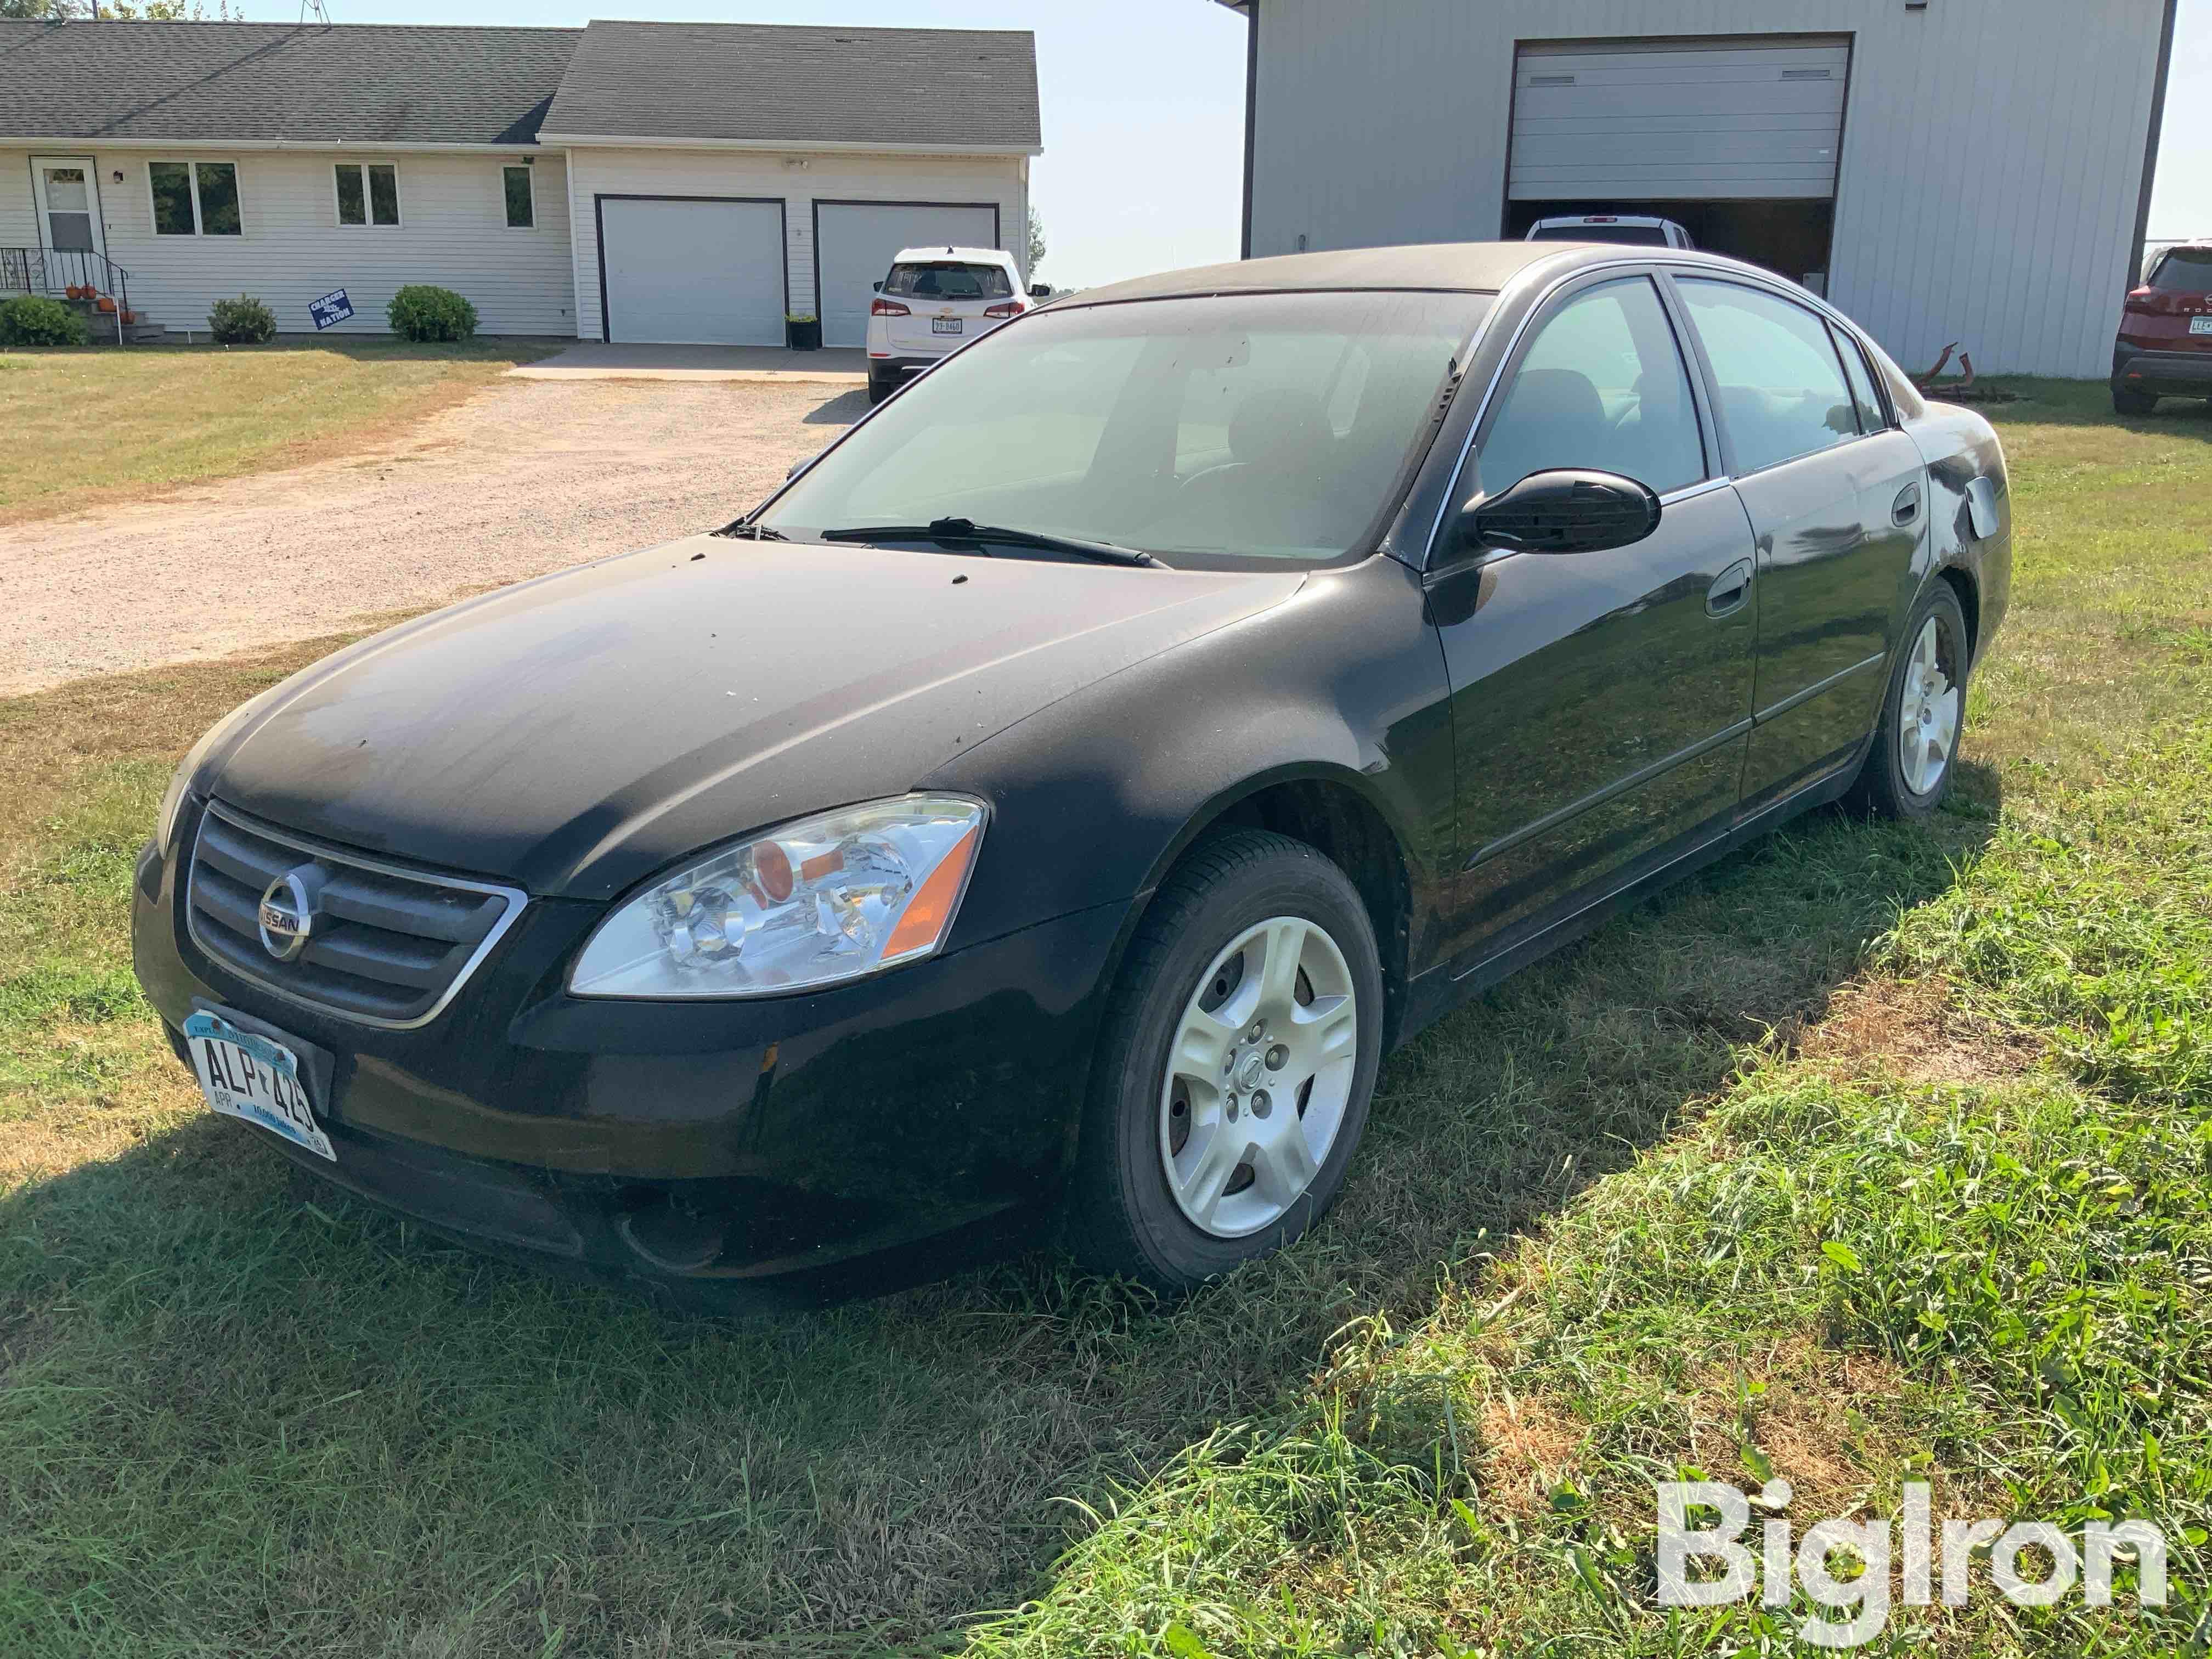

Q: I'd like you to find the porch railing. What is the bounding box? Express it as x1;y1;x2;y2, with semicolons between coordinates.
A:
1;246;133;329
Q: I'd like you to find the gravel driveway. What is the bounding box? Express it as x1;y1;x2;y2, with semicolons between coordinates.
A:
0;377;864;696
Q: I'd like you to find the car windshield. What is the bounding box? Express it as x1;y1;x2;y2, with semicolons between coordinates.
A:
1530;224;1671;246
2148;250;2212;295
763;289;1492;569
884;261;1014;300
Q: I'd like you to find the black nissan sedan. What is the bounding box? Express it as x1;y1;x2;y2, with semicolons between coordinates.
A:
133;242;2011;1302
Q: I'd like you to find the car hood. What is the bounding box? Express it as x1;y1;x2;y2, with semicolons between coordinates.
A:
205;535;1303;899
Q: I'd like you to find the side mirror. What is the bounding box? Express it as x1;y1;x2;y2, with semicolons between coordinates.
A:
1456;469;1661;556
872;280;884;293
1029;283;1054;299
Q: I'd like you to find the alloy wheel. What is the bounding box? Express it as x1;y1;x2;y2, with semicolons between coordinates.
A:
1158;915;1358;1238
1897;614;1961;797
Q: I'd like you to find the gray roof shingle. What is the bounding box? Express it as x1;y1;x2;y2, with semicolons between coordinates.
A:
0;20;579;146
539;20;1040;151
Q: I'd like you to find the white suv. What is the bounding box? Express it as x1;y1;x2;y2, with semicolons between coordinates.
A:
865;245;1048;404
1525;214;1695;250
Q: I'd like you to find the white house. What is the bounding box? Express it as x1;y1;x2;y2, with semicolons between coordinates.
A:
0;18;1041;347
1212;0;2180;378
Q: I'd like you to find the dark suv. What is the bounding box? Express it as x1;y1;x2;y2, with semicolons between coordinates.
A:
2113;243;2212;415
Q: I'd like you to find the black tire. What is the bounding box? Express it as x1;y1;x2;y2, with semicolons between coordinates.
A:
1849;582;1970;822
2113;386;2157;417
867;374;895;407
1065;830;1384;1294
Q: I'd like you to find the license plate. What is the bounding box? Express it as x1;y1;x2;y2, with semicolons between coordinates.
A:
2191;317;2212;336
183;1009;334;1161
932;318;963;336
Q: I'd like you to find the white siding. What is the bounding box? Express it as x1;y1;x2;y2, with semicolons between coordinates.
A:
2;147;577;336
1246;0;2170;377
562;147;1024;342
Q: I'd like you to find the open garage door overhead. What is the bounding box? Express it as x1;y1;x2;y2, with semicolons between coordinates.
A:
1510;37;1848;201
599;196;787;346
815;200;1002;348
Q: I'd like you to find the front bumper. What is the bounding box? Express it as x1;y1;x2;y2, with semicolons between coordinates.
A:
2113;345;2212;398
133;803;1128;1305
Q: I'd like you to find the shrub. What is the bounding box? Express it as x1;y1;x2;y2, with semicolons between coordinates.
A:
0;295;90;347
207;295;277;345
387;285;478;342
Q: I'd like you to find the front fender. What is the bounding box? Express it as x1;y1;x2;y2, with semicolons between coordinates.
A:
922;554;1457;955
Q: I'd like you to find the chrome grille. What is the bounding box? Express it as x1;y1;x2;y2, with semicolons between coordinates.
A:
185;803;527;1029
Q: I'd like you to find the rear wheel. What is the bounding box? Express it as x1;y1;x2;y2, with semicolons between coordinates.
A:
1849;583;1968;822
1066;831;1383;1294
2113;386;2158;416
866;373;895;407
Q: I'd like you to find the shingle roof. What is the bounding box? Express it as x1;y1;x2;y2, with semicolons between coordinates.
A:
0;20;580;146
539;20;1041;151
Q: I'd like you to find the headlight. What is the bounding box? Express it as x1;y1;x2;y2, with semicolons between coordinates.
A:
568;796;986;999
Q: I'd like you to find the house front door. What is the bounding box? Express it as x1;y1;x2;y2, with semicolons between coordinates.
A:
31;156;106;264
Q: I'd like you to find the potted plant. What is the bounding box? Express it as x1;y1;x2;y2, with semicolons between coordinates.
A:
785;312;821;352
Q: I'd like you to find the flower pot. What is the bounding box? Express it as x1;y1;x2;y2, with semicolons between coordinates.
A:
785;315;821;352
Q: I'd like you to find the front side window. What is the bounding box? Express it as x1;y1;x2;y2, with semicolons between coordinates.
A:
2147;249;2212;296
761;289;1492;569
1677;279;1858;476
882;261;1013;301
150;161;241;237
335;162;399;228
1475;276;1707;499
503;165;535;229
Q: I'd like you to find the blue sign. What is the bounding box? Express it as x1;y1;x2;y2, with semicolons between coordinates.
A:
308;289;354;331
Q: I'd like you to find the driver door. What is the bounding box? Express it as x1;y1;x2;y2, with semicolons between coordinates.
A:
1427;272;1759;966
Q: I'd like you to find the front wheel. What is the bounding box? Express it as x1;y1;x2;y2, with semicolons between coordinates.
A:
1066;830;1384;1294
1849;583;1970;821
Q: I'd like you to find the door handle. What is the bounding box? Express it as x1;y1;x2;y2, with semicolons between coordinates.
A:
1706;558;1754;617
1893;482;1922;525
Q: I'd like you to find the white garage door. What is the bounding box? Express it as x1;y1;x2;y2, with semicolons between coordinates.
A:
815;201;1002;348
1510;38;1849;201
599;197;786;346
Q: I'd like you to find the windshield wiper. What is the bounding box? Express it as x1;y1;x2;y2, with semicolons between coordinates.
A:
713;520;791;541
819;517;1165;568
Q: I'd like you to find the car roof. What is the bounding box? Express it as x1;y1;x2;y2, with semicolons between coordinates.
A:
1531;214;1682;228
891;245;1014;265
1060;240;1774;306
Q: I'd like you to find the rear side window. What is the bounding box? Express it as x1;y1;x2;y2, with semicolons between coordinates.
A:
2147;250;2212;295
1476;275;1707;498
1677;279;1859;475
1829;324;1887;433
883;261;1013;301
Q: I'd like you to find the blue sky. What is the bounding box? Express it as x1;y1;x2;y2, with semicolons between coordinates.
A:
221;0;2209;286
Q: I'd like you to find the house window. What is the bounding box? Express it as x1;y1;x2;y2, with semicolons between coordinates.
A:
503;165;535;229
335;162;400;228
149;161;242;236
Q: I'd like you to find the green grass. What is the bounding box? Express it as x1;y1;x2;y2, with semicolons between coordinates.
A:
1;380;2208;1655
0;338;558;525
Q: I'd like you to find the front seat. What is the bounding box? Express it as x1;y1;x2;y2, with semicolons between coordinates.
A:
1146;388;1339;548
1475;367;1613;497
